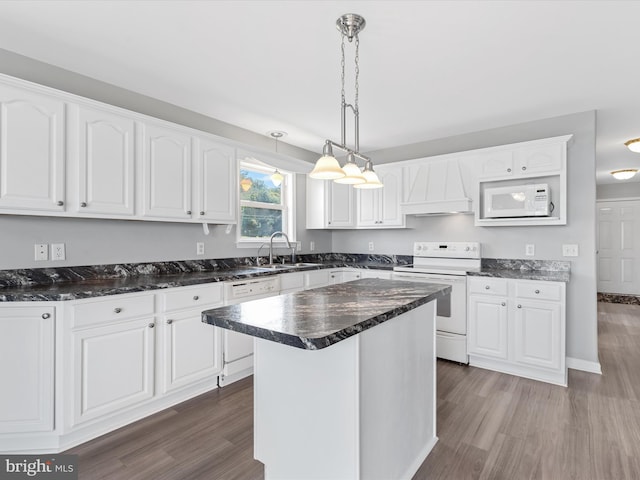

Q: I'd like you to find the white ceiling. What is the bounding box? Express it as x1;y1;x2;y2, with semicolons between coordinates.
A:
0;0;639;184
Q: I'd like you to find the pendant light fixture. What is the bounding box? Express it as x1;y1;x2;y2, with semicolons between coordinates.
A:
624;138;640;153
309;13;383;189
268;131;286;187
610;169;638;180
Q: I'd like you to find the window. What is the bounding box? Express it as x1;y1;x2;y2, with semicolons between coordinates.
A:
238;161;294;243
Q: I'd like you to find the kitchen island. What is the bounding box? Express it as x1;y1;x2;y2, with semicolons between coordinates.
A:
202;278;450;480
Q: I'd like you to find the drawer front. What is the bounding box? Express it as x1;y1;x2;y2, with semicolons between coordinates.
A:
467;277;508;296
515;280;563;301
280;272;305;292
71;294;155;328
162;283;224;312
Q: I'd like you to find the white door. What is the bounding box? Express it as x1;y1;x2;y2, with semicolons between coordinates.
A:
141;123;192;219
72;318;155;426
0;84;65;211
378;167;404;226
74;105;135;215
467;294;508;359
0;307;54;434
160;309;222;394
194;137;236;223
327;182;355;227
513;299;561;370
597;200;640;294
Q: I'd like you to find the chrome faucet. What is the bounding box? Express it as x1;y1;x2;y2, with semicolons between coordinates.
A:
269;231;291;265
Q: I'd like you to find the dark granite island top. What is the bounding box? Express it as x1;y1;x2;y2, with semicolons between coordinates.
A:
202;278;451;350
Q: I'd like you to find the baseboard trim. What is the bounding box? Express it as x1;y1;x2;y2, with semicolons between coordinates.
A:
567;357;602;374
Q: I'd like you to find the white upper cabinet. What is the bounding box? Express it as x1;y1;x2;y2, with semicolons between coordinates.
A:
72;104;135;216
357;165;405;228
0;83;65;212
193;137;236;223
306;178;356;229
141;123;192;219
478;140;565;179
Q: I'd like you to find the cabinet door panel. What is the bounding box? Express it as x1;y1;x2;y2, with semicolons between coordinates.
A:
327;182;354;227
0;84;65;211
378;168;404;226
142;124;191;219
72;318;155;426
467;295;508;359
0;307;54;433
76;105;135;215
514;300;561;370
161;309;222;394
357;188;377;226
514;143;563;176
196;137;236;222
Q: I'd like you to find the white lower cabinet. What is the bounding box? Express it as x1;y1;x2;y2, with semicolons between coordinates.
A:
0;306;55;435
467;276;566;386
67;294;156;427
158;284;224;394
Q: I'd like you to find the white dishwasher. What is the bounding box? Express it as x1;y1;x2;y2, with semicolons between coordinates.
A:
220;276;280;386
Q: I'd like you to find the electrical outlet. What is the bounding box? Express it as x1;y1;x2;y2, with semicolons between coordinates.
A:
562;244;579;257
34;244;48;261
196;242;205;255
310;241;315;252
368;241;374;251
525;244;535;256
51;243;66;261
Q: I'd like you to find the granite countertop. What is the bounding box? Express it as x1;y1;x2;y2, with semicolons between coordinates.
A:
0;258;406;302
470;258;571;283
468;269;570;282
202;278;451;350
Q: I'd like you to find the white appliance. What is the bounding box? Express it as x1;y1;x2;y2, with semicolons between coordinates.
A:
220;276;280;385
393;241;481;364
483;183;550;218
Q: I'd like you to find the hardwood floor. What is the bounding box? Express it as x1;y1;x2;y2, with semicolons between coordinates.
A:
67;302;640;479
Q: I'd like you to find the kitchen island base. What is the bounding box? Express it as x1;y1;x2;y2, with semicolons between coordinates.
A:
253;301;437;480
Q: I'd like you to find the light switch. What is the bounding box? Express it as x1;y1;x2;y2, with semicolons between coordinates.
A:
562;244;579;257
525;244;535;256
34;244;48;261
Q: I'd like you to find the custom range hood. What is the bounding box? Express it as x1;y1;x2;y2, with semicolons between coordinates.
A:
400;158;472;215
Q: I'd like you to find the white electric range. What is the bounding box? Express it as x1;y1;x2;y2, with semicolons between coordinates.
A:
393;241;481;363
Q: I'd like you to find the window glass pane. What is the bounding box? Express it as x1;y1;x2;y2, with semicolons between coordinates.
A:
241;206;283;238
240;169;281;204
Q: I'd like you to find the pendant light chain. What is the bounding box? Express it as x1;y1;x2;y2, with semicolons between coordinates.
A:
354;35;360;117
340;33;346;117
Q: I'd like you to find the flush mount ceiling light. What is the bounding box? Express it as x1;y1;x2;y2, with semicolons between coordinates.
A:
309;13;383;189
624;138;640;153
611;169;638;180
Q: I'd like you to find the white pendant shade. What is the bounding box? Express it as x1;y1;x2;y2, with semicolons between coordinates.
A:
625;138;640;153
354;169;383;189
271;169;283;187
309;154;346;180
335;159;365;184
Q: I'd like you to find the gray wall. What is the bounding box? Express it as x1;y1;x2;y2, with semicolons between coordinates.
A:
333;111;599;365
597;181;640;200
0;48;332;269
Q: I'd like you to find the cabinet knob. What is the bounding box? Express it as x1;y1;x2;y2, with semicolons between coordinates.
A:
485;285;490;290
193;295;200;301
200;211;205;216
535;289;540;294
501;302;506;307
517;304;522;309
80;202;87;207
522;166;527;171
507;168;512;173
42;313;51;319
113;307;122;314
57;200;64;206
186;210;192;215
148;323;155;328
167;319;173;325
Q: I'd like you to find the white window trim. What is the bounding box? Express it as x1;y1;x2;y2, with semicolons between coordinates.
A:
236;161;296;248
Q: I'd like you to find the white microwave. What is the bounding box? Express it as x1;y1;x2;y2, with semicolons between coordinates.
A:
483;183;550;218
